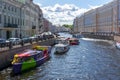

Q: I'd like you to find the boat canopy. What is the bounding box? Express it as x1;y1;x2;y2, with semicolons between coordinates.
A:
33;46;48;51
55;44;68;47
15;50;42;58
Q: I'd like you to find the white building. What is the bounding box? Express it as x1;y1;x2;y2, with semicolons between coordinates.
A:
0;0;24;39
20;0;43;37
0;0;43;39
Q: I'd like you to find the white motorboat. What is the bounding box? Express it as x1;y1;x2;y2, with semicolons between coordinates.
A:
54;43;69;54
54;37;70;54
116;42;120;49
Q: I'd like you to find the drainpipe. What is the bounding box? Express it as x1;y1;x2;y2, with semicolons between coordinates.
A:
117;0;119;33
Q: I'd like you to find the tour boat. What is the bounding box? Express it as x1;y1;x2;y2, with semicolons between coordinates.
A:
11;46;51;74
54;43;69;54
54;38;70;54
33;45;52;54
68;38;79;45
115;42;120;49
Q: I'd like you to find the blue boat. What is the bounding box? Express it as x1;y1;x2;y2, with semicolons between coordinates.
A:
11;46;51;74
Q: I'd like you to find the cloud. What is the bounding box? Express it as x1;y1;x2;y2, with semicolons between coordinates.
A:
40;4;88;25
36;3;103;25
34;0;113;25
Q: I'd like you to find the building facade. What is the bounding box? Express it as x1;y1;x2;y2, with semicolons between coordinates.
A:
73;0;120;34
43;18;48;32
0;0;43;39
73;18;79;33
19;0;44;37
0;0;24;39
43;18;56;32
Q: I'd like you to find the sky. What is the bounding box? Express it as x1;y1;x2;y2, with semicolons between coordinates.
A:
34;0;113;25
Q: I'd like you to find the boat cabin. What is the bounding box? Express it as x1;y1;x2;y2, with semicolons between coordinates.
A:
12;50;43;64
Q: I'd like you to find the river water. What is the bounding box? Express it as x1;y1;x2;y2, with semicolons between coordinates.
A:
0;33;120;80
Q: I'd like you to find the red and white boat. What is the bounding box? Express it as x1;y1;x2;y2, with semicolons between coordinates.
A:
115;42;120;49
67;38;79;45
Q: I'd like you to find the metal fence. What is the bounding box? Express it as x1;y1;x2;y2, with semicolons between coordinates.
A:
0;35;55;51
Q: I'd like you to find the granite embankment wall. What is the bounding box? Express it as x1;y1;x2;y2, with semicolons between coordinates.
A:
82;32;114;40
114;35;120;42
81;32;120;42
0;38;55;70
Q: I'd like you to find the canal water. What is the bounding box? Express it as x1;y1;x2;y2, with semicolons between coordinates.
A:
0;33;120;80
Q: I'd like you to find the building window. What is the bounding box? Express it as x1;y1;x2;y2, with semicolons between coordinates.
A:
13;17;15;24
23;19;24;26
4;3;6;9
18;18;19;25
0;2;2;9
15;7;17;12
8;16;10;23
4;15;6;23
8;5;10;11
15;18;16;24
12;6;14;12
12;17;14;24
0;14;1;23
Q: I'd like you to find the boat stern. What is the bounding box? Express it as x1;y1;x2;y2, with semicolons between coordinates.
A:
12;63;22;74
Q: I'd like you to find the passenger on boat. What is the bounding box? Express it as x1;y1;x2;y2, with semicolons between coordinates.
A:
33;48;37;51
43;49;48;56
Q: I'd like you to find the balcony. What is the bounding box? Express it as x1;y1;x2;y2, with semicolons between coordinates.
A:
4;23;18;28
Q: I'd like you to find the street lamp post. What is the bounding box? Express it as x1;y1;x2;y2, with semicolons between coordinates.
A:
20;6;22;39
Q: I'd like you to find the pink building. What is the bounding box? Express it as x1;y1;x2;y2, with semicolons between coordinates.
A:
43;18;49;32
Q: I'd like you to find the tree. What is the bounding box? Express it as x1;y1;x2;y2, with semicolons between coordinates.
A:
62;24;73;29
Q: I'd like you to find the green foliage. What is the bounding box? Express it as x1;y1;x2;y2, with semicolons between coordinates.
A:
62;24;73;29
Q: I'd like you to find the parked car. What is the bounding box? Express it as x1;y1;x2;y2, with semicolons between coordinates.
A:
34;35;43;41
0;38;7;47
29;36;37;42
41;32;54;39
22;38;30;43
8;38;21;45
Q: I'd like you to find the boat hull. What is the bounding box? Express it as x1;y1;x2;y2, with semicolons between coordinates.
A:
116;42;120;49
70;42;79;45
12;55;50;74
54;44;70;54
55;49;69;54
68;38;79;45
